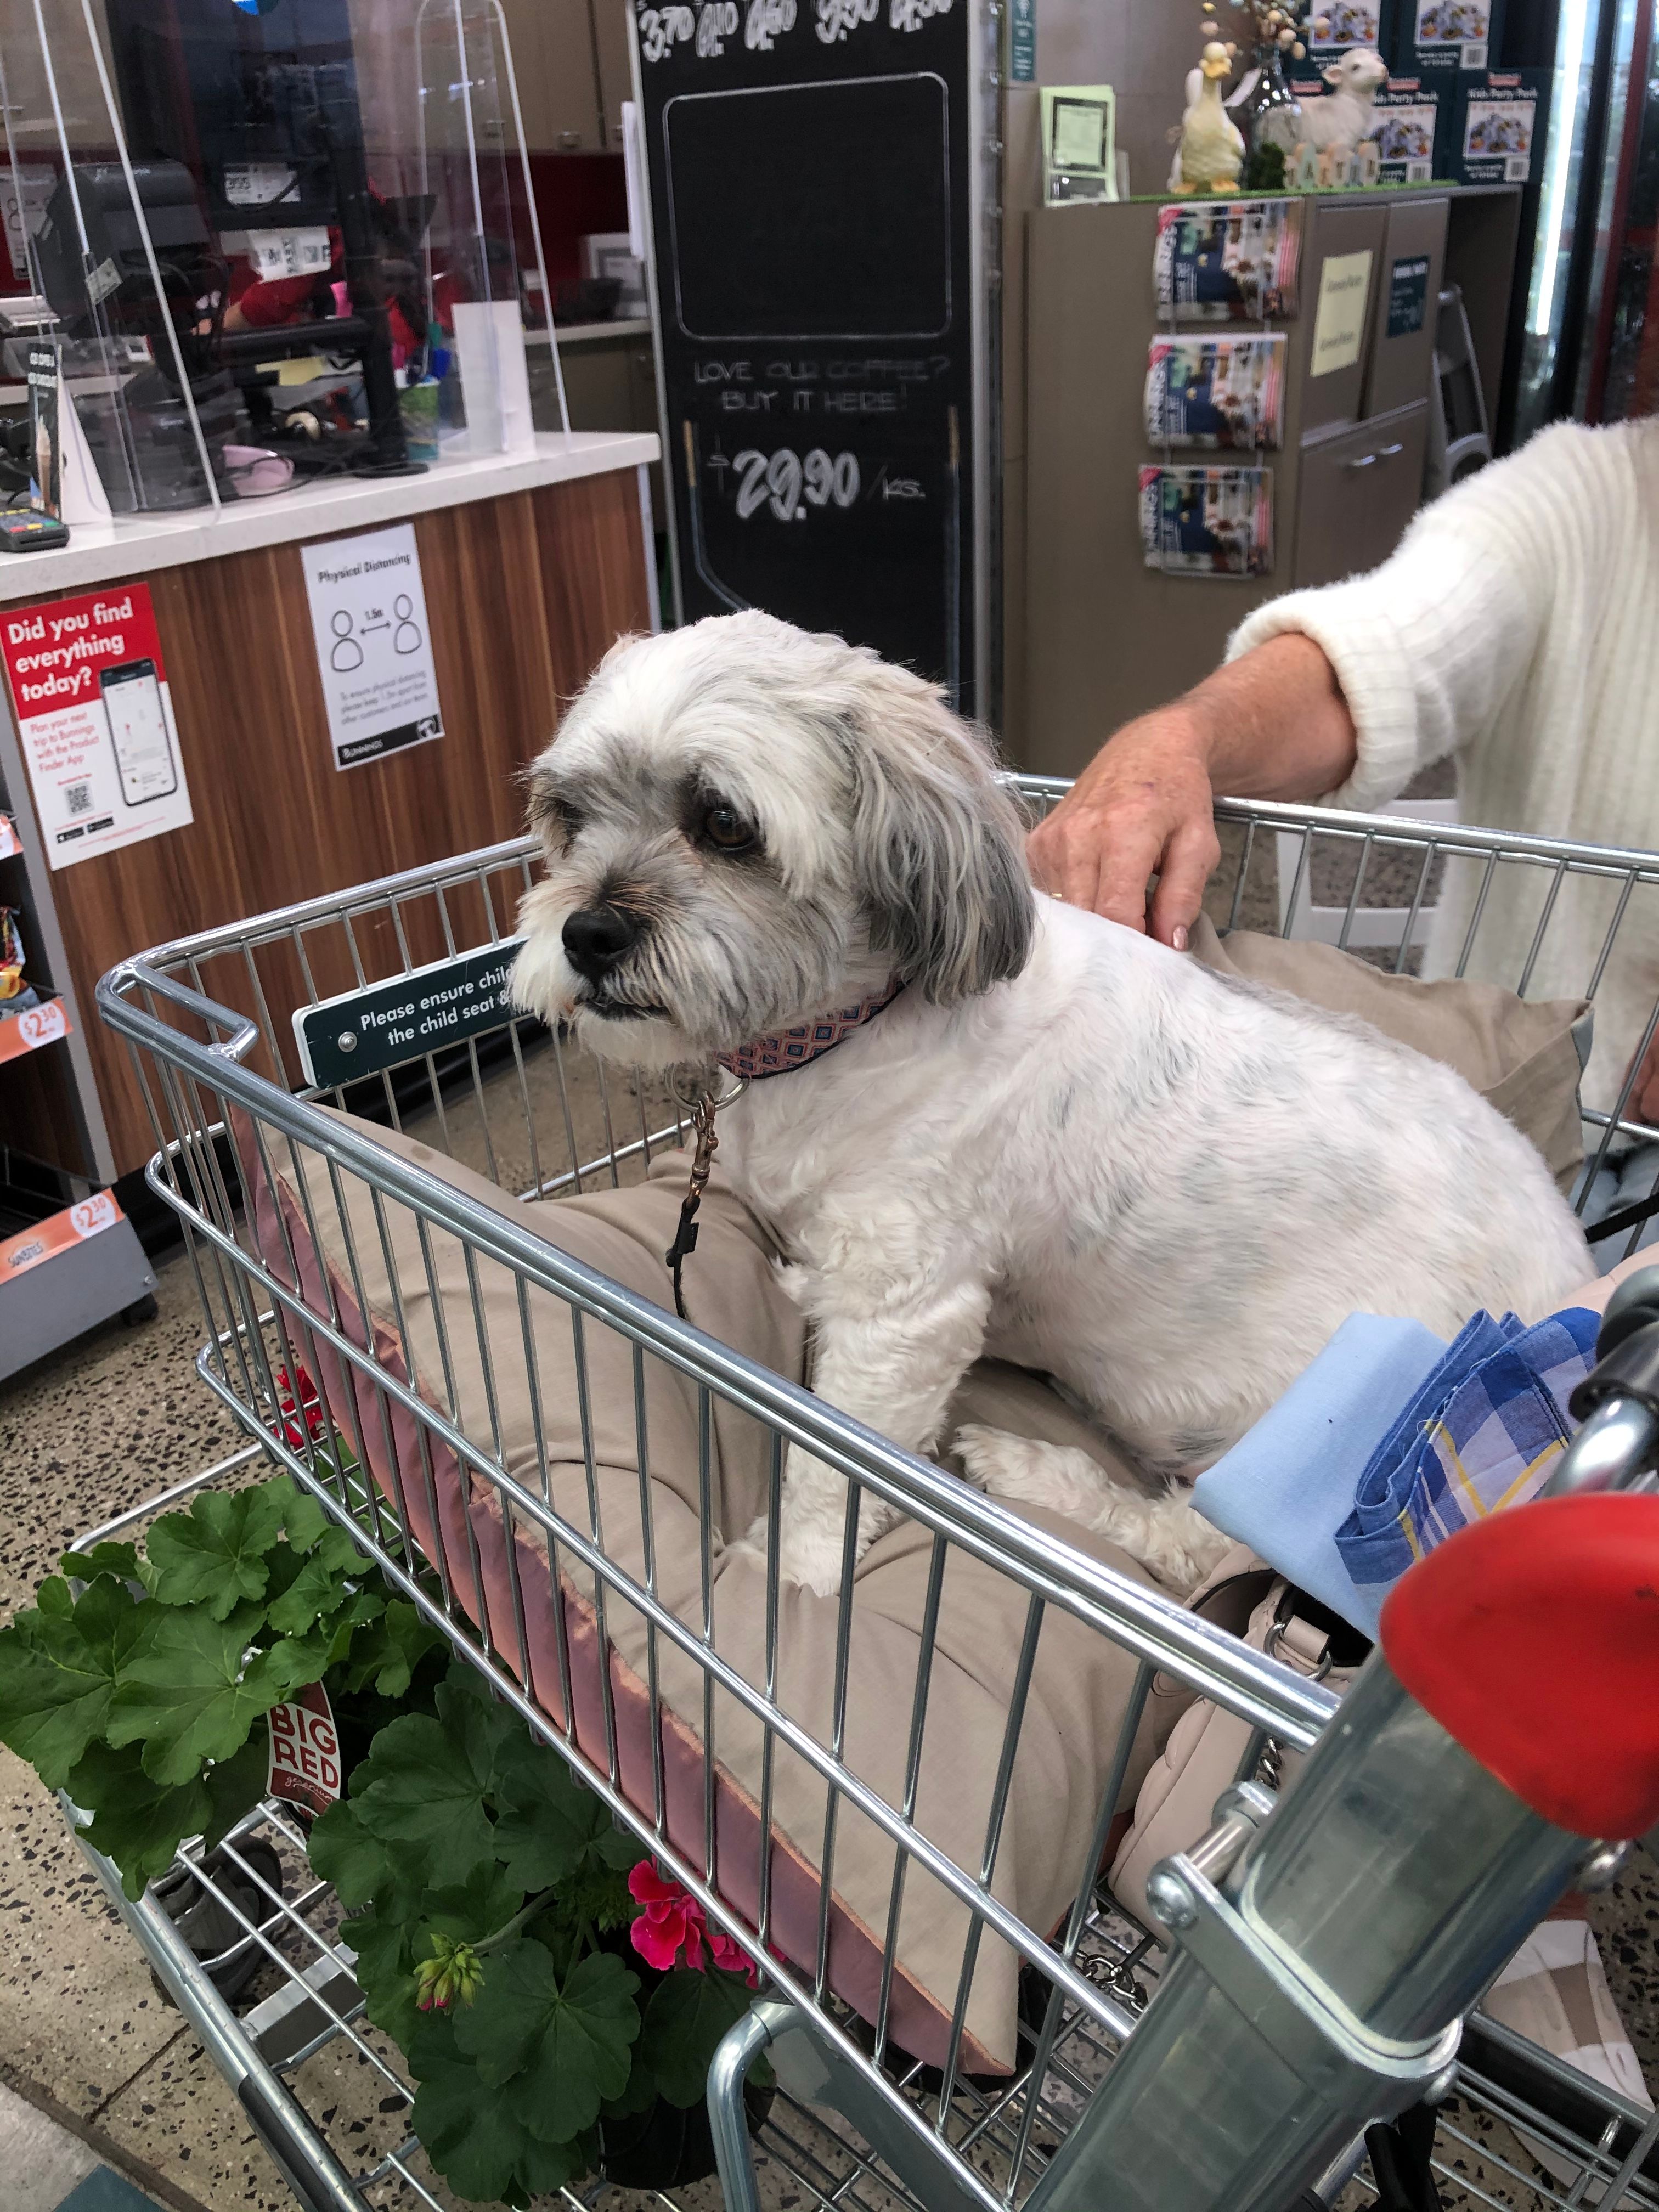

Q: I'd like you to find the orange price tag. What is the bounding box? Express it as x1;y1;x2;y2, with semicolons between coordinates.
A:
0;997;70;1062
0;1191;123;1281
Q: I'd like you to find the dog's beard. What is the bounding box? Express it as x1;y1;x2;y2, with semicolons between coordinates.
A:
509;870;872;1074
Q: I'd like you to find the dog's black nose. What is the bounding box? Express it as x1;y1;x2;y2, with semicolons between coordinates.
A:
562;904;640;978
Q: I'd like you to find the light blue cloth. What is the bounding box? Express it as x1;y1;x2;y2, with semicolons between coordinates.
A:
1191;1313;1447;1639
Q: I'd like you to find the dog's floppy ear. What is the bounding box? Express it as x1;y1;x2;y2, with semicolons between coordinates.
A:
842;672;1035;1004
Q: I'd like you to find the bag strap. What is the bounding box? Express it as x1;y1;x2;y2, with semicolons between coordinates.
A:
1585;1183;1659;1246
1365;2102;1444;2212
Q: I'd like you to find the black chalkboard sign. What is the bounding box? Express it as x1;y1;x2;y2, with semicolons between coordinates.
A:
631;0;988;715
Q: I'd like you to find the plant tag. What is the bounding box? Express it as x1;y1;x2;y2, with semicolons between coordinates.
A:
267;1681;342;1816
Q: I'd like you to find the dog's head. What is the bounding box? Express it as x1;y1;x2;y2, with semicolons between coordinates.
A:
509;611;1034;1071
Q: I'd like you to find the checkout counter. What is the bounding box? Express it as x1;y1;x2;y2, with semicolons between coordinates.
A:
0;0;658;1372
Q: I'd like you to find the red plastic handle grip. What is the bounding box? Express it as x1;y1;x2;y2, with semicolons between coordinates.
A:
1381;1494;1659;1841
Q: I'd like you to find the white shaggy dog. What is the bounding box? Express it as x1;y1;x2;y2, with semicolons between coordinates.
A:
510;613;1591;1596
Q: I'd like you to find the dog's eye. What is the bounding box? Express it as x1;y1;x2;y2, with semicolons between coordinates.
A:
702;803;757;854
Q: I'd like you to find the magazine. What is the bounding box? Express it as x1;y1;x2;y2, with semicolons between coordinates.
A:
1154;200;1302;323
1144;335;1286;449
1139;465;1274;577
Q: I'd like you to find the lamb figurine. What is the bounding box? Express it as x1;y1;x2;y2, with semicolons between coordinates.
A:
1259;45;1390;156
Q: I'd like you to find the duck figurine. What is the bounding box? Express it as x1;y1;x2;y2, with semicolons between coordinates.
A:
1169;40;1246;194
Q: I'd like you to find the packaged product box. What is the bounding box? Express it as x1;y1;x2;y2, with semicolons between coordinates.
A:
1306;0;1396;60
1451;66;1546;184
1369;74;1452;180
1392;0;1503;76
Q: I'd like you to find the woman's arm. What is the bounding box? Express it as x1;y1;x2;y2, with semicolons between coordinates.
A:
1030;438;1554;941
1026;632;1357;940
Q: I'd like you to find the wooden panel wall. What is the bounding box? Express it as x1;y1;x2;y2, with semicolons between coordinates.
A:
8;466;650;1179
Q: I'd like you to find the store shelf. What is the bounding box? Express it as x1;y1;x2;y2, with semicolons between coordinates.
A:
0;1189;156;1380
0;994;71;1064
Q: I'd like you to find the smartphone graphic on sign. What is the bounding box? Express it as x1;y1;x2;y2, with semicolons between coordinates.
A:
101;658;178;805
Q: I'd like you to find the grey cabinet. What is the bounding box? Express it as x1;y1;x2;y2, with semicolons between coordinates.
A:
1368;199;1448;421
1298;200;1390;436
1293;402;1430;589
500;0;606;151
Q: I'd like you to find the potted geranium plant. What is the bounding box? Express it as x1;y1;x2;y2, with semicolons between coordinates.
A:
0;1453;769;2207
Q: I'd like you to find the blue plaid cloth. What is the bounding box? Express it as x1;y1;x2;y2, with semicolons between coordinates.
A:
1333;1306;1600;1594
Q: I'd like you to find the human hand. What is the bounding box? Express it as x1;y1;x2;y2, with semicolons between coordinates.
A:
1026;707;1221;947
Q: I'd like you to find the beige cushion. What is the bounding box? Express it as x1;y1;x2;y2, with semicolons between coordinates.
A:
1188;915;1591;1193
238;1108;1169;2075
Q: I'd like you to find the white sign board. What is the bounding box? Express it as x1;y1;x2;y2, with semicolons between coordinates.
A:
300;523;445;771
1310;250;1374;379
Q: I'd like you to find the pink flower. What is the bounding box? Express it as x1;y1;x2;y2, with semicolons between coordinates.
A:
627;1861;760;1986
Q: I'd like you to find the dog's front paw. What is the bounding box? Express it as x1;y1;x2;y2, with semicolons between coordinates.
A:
955;1426;1117;1519
776;1522;849;1596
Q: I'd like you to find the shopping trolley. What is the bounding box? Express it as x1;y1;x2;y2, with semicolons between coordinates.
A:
73;788;1659;2212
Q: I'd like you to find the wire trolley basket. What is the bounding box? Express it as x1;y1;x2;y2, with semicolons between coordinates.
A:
75;786;1659;2212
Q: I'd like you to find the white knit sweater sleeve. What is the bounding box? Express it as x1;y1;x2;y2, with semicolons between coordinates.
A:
1223;435;1566;811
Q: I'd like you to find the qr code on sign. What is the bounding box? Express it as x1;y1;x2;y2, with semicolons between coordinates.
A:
65;781;93;817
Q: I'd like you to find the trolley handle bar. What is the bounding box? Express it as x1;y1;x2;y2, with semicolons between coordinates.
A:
104;957;262;1066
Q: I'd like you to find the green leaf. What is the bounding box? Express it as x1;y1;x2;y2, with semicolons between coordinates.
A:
492;1736;637;1893
318;1590;383;1672
0;1576;151;1789
639;1966;757;2107
309;1798;407;1912
349;1689;506;1889
264;1526;365;1638
36;1576;73;1620
409;2017;595;2205
59;1541;140;1584
278;1478;334;1555
202;1722;272;1852
65;1740;212;1899
338;1600;444;1700
345;1903;421;2048
452;1942;639;2142
358;1864;527;2049
145;1487;289;1619
422;1865;526;1953
599;2056;663;2119
105;1605;290;1786
434;1668;527;1791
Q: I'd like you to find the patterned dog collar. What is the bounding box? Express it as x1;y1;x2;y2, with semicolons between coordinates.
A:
718;978;905;1082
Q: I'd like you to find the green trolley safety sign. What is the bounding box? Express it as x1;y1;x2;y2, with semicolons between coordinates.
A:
293;939;527;1089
